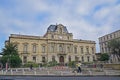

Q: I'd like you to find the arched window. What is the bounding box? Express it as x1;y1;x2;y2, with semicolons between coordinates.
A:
59;45;63;52
74;47;77;54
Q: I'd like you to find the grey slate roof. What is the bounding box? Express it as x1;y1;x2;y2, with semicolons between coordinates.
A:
47;24;68;33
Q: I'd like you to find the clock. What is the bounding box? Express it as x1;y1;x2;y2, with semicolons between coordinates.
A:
59;36;62;39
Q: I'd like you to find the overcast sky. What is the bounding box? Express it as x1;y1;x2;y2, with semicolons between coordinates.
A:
0;0;120;53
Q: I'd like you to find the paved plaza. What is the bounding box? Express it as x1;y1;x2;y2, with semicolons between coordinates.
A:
0;76;120;80
0;67;120;76
0;67;120;80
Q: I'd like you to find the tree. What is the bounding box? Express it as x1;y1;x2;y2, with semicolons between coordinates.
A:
2;43;19;56
108;39;120;62
1;43;22;68
99;53;109;61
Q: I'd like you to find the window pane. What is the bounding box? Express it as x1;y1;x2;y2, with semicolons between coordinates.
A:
33;45;36;53
23;44;28;53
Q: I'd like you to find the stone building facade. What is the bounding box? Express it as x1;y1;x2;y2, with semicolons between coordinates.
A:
99;30;120;63
99;30;120;54
6;24;96;64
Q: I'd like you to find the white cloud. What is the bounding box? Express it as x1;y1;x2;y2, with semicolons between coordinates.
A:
0;0;120;52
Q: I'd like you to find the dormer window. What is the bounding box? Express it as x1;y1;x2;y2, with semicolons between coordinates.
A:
60;28;62;34
51;35;54;39
67;36;69;40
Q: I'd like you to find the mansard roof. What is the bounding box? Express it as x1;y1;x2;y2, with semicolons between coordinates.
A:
47;24;68;33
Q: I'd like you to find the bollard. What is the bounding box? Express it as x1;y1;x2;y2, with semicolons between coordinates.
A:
23;69;25;75
74;71;77;75
47;71;49;75
80;72;82;75
2;70;3;75
11;69;13;75
104;70;107;75
61;71;63;75
89;70;92;75
16;69;18;72
5;69;7;75
34;70;36;75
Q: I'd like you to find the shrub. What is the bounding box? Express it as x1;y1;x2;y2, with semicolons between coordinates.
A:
68;61;76;68
23;61;39;67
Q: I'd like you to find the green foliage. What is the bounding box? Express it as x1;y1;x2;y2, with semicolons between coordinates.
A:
2;43;19;56
0;55;8;67
1;43;22;68
68;61;76;68
1;55;22;68
48;60;58;67
23;61;39;67
107;39;120;62
99;53;109;61
108;39;120;56
82;62;93;65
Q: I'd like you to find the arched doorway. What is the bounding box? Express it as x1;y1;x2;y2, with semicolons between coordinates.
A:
59;56;64;66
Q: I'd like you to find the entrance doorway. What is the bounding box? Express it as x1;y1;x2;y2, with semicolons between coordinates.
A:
59;56;64;66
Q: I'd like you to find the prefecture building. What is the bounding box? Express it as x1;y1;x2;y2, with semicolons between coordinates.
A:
6;24;96;65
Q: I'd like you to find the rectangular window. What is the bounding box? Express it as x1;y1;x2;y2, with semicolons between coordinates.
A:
68;56;71;62
23;44;28;53
75;56;79;62
81;47;83;54
42;46;45;53
86;47;89;54
51;46;54;53
114;33;116;38
67;47;70;53
92;47;94;54
23;56;27;63
87;56;90;62
93;56;95;61
107;35;108;40
82;56;84;62
102;47;104;53
110;34;112;39
42;57;45;63
33;45;36;53
33;56;36;62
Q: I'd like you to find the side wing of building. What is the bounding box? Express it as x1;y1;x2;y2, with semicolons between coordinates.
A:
99;30;120;53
